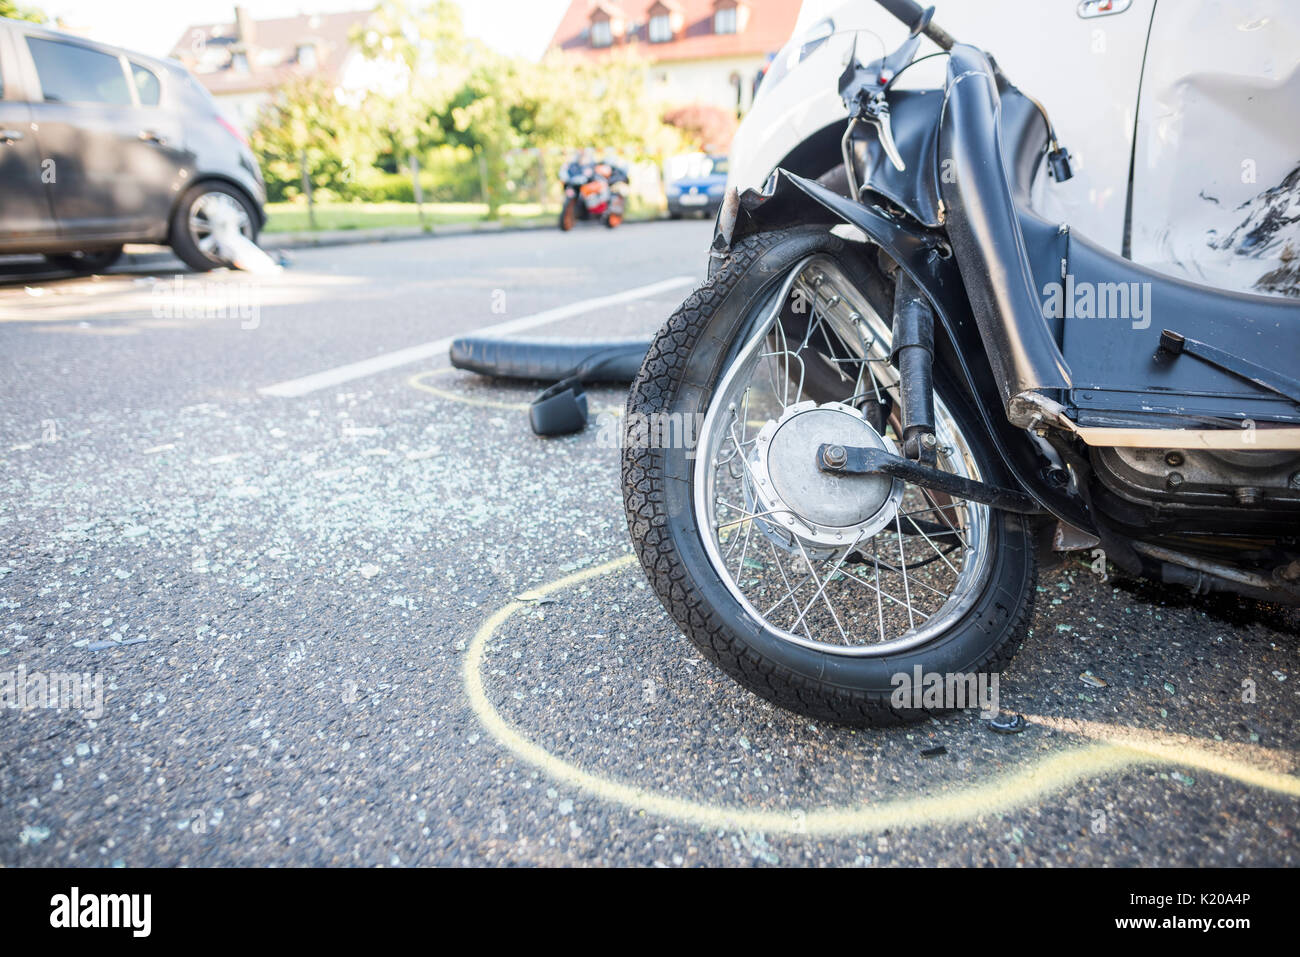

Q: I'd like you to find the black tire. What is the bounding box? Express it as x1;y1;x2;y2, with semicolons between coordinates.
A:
559;198;577;231
44;247;123;273
621;226;1037;726
169;181;260;272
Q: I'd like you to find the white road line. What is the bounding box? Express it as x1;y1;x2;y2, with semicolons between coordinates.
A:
257;275;697;398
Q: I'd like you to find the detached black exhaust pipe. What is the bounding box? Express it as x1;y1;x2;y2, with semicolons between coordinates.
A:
448;334;654;436
449;335;652;384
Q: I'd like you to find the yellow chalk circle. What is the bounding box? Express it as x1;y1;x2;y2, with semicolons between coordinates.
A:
409;368;623;416
464;556;1300;836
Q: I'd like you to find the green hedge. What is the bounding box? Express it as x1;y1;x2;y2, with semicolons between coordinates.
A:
266;145;484;205
356;146;483;203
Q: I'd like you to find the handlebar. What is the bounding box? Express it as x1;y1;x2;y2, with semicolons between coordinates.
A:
873;0;955;51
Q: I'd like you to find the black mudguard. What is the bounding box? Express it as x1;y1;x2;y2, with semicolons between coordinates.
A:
717;169;1090;531
936;45;1073;405
938;44;1300;428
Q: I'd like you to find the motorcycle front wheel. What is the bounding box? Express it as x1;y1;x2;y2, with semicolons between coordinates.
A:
559;198;577;231
622;226;1037;725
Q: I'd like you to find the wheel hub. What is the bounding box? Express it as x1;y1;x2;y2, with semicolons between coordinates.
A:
747;401;904;553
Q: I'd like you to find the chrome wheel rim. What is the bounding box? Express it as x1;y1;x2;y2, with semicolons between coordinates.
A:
692;255;993;657
189;192;252;261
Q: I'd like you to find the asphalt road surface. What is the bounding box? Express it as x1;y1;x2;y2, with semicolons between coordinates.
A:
1;222;1296;867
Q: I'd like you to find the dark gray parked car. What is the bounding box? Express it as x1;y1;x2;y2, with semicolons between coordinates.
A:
0;17;265;272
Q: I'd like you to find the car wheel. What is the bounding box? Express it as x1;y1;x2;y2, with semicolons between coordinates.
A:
170;182;259;272
44;247;123;274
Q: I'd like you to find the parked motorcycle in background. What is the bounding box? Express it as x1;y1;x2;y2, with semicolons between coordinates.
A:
621;0;1300;727
559;151;629;230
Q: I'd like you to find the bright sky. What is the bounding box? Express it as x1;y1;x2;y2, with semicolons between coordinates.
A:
32;0;573;60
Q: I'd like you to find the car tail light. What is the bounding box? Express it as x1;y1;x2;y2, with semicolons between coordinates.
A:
217;114;249;148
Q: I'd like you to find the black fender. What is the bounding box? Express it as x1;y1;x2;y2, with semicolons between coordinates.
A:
936;44;1073;405
714;168;1092;531
938;44;1300;429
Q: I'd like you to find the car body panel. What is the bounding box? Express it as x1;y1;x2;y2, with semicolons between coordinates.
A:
0;26;58;242
0;16;264;256
666;153;728;216
731;0;1154;257
733;0;1299;298
1128;0;1300;297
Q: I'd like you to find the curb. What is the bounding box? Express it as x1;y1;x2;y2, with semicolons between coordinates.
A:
114;213;675;268
264;211;671;248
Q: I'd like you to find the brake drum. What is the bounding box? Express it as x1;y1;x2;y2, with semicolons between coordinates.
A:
747;401;904;555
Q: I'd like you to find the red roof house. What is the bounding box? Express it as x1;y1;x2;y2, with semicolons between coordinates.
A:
547;0;804;113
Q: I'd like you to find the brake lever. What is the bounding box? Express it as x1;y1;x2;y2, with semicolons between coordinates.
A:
861;91;905;173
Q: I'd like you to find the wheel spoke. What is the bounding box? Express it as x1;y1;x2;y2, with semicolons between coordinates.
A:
716;507;790;532
837;562;931;622
789;532;861;640
694;257;990;657
904;511;963;576
870;539;887;639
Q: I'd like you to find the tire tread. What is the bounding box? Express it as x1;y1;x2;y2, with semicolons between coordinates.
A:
622;227;1036;726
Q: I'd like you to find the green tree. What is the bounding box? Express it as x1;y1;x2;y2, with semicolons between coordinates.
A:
438;50;529;217
0;0;46;22
439;49;689;217
353;1;470;174
524;51;688;160
250;77;380;202
245;0;696;217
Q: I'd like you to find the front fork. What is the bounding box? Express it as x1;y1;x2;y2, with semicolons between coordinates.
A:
817;272;1043;515
891;273;938;465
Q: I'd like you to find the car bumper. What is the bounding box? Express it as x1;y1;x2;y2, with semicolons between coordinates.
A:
668;197;723;217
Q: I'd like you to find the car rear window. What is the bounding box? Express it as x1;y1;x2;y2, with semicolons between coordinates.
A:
130;62;161;106
26;36;131;105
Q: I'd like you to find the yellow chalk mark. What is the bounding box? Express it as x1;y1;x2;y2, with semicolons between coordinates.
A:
409;368;624;416
464;556;1300;835
409;369;530;412
1025;715;1300;796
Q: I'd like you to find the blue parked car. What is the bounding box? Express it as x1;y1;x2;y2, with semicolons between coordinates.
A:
666;154;728;219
